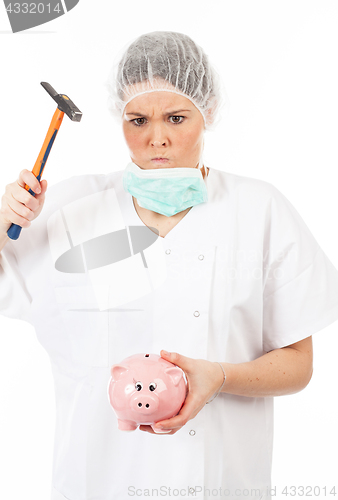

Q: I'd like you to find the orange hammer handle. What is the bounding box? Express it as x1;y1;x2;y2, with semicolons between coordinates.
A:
7;107;65;240
24;107;64;191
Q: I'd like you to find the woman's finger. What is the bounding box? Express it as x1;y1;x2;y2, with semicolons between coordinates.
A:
17;169;42;194
6;195;35;227
139;425;174;435
160;350;194;374
154;393;203;431
0;174;48;230
6;184;38;212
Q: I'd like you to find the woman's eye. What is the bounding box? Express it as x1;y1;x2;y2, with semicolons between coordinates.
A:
132;118;146;126
131;116;184;126
169;116;184;124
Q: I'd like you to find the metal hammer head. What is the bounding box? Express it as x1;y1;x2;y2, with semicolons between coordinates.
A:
41;82;82;122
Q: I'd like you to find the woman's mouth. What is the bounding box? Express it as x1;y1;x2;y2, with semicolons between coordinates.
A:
151;158;169;163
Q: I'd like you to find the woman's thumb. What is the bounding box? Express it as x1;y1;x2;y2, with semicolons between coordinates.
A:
160;350;191;371
36;179;47;195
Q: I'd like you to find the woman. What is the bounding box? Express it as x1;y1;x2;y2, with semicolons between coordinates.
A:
1;31;338;500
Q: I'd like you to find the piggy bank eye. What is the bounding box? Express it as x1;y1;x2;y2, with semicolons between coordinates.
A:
135;382;143;391
149;382;157;392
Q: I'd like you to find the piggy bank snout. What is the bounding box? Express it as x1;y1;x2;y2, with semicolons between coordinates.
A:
130;393;159;414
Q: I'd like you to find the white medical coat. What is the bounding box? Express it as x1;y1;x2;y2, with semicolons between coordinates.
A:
1;167;338;500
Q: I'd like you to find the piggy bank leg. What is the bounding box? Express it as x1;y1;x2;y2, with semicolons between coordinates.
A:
151;424;172;434
118;420;138;431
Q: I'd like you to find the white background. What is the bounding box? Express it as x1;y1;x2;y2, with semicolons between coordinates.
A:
0;1;337;498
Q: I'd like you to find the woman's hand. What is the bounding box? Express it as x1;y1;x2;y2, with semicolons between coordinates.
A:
0;169;48;232
139;350;225;435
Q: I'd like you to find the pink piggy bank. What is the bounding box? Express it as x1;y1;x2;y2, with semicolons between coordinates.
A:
107;353;187;432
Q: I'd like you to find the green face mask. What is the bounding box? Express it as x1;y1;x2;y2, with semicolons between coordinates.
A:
123;162;208;217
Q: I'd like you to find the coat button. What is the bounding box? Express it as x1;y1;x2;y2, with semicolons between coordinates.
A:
165;249;171;255
189;487;196;494
193;311;200;317
189;429;196;436
198;254;204;260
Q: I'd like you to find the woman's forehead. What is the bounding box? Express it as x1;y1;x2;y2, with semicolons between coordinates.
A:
124;91;197;115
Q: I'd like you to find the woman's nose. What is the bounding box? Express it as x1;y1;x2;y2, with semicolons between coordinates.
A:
150;124;168;148
152;140;166;148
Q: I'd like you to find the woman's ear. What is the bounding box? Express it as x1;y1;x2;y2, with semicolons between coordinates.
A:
205;96;218;127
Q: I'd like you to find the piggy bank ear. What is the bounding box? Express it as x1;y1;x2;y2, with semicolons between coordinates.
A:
164;367;183;387
111;365;129;380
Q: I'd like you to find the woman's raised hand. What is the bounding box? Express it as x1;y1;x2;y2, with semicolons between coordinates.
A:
139;351;225;435
0;169;48;233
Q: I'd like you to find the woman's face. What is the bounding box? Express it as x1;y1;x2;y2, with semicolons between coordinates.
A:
122;89;205;170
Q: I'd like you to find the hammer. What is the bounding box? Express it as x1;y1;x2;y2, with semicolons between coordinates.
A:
7;82;82;240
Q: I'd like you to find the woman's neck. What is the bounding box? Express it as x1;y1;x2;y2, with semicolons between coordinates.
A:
201;165;209;179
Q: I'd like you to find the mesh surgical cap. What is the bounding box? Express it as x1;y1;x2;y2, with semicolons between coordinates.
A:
105;31;228;130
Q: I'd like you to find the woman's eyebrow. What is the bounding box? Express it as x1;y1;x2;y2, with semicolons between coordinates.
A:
126;109;192;117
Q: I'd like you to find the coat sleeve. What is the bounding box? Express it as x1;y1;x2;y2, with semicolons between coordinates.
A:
262;186;338;352
0;239;33;325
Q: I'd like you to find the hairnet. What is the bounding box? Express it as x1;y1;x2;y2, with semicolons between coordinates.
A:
105;31;229;130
